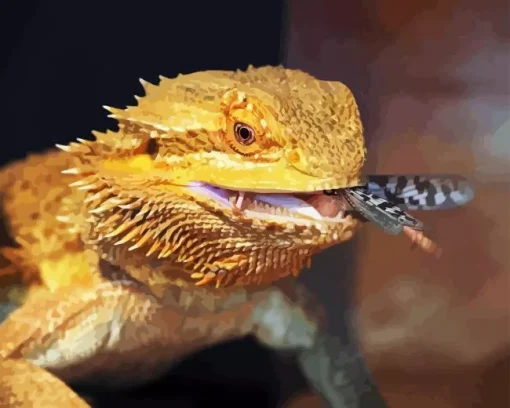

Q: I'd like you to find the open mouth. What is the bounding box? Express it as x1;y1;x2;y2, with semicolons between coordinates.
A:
185;182;352;223
184;181;441;256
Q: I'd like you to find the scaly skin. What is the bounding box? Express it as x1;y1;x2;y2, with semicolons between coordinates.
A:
0;66;381;407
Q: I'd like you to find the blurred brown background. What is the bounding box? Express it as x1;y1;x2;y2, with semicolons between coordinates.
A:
286;0;509;407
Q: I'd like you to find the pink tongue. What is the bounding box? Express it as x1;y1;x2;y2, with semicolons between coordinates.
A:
304;195;345;217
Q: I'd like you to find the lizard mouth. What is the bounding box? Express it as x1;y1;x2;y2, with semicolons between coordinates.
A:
186;183;352;223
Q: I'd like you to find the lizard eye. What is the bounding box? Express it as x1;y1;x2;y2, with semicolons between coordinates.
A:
234;122;256;145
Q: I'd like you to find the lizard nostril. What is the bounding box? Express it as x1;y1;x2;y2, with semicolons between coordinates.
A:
146;138;159;157
287;148;302;165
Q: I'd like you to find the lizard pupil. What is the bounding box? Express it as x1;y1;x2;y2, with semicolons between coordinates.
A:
234;122;255;145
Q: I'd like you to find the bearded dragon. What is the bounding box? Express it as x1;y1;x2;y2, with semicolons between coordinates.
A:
0;66;473;407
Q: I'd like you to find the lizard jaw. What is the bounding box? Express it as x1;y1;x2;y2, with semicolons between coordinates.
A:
186;183;351;224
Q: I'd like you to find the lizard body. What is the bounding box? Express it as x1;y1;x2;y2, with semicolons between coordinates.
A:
0;65;374;407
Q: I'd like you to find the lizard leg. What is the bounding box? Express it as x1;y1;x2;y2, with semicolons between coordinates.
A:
248;283;325;351
0;279;144;407
246;283;387;408
297;330;388;408
0;359;89;408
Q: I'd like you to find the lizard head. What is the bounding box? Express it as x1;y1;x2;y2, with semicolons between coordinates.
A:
64;66;367;288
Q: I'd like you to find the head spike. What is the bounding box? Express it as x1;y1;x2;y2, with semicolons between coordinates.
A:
102;105;122;118
55;143;71;152
61;168;81;175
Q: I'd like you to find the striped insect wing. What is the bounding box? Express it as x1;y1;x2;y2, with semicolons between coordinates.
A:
343;188;424;235
365;174;475;211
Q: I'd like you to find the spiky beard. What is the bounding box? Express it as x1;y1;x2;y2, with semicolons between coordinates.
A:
58;134;357;288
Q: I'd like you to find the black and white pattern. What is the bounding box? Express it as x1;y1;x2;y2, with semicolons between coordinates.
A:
343;187;423;235
364;174;475;211
323;174;474;236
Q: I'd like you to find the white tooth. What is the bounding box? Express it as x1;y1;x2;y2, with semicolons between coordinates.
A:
235;191;246;209
291;206;323;220
253;194;323;220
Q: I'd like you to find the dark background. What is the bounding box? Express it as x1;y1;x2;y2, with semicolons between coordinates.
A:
0;0;287;161
1;1;306;407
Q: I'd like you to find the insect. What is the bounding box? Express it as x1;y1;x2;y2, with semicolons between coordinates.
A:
324;174;475;256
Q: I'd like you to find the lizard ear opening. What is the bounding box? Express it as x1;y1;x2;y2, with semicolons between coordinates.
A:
145;138;159;158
